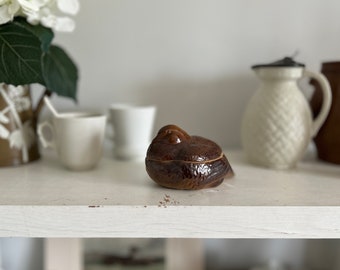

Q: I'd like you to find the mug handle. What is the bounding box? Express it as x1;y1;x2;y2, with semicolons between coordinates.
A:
303;70;332;137
37;121;56;149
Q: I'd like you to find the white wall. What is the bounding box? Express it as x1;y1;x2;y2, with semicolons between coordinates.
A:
50;0;340;148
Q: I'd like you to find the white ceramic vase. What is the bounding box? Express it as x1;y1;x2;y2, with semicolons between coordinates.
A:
241;57;332;169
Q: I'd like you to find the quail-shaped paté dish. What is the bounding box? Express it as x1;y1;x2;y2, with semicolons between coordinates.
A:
145;125;234;190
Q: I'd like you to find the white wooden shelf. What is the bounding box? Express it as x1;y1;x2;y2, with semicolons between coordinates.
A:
0;148;340;238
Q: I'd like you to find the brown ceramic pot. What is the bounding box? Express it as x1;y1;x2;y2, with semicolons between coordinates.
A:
0;84;40;167
310;62;340;164
145;125;234;190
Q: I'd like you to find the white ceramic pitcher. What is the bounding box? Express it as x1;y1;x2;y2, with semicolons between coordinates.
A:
241;57;332;169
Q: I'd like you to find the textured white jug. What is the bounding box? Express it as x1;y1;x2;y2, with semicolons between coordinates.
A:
242;66;332;169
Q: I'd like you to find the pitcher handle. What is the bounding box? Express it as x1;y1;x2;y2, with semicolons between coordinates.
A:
303;70;332;137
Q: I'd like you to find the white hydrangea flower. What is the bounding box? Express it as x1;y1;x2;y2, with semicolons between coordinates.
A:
0;0;20;24
57;0;79;15
41;15;75;32
15;0;79;32
17;0;47;13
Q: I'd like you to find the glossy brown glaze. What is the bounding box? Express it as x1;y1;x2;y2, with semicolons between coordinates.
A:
145;125;234;190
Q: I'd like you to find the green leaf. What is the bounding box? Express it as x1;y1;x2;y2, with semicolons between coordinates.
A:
0;21;45;85
12;17;54;52
42;45;78;100
0;19;77;100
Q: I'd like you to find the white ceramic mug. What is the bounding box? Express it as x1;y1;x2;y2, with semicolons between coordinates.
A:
109;103;156;161
37;112;106;171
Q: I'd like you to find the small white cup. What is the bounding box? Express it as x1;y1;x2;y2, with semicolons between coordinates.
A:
109;103;156;161
38;112;106;171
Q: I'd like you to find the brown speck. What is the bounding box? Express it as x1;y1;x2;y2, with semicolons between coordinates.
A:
157;194;180;208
